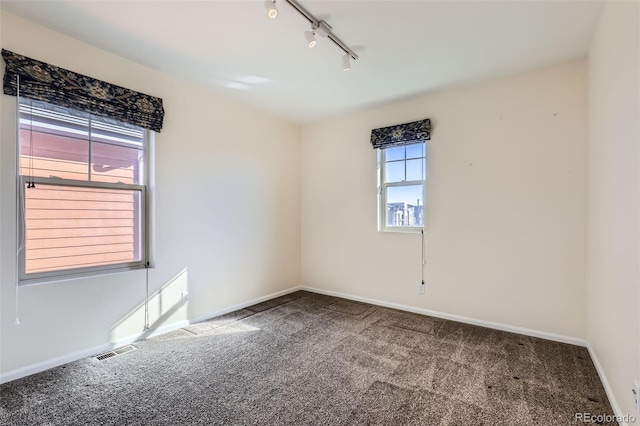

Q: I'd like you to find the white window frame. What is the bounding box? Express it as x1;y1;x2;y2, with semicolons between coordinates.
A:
16;100;152;285
377;143;426;233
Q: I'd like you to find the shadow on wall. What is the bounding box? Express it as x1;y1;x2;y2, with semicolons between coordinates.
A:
110;268;189;344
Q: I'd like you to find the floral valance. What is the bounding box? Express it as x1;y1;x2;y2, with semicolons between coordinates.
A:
2;49;164;132
370;118;430;149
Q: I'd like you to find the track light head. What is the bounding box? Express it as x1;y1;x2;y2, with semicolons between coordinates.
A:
265;0;278;19
304;30;317;48
342;54;351;71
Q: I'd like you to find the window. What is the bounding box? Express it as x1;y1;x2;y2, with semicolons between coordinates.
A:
18;99;149;282
377;142;425;232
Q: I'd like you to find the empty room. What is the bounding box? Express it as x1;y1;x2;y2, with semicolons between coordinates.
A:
0;0;638;425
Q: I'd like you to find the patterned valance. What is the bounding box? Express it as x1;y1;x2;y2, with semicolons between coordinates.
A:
2;49;164;132
370;118;430;149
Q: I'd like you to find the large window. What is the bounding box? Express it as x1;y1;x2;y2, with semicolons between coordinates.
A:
377;142;425;232
18;99;148;282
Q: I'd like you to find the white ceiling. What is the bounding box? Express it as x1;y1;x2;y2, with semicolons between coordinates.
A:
1;0;604;124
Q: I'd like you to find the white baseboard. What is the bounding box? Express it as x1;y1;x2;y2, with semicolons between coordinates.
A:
300;286;587;347
188;286;302;325
0;286;302;385
587;344;630;426
0;342;112;385
0;318;191;385
110;319;192;348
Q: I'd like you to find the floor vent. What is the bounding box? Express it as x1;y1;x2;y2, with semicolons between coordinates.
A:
95;345;136;361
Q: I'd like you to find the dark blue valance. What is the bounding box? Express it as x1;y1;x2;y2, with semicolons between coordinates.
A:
2;49;164;133
370;118;430;149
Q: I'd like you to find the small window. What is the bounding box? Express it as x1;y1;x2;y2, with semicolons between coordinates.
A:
18;98;149;283
377;142;425;232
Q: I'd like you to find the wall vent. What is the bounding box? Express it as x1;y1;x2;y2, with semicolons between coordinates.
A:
95;345;136;361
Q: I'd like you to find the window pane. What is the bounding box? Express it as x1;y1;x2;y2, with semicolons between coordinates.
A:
91;142;142;184
20;129;89;181
385;146;405;162
20;104;89;140
406;159;424;181
19;100;144;184
406;143;424;159
386;184;424;227
24;183;141;274
91;121;144;148
384;161;405;183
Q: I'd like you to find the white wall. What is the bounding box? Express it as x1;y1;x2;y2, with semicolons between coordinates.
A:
0;11;301;377
301;59;587;339
587;0;639;421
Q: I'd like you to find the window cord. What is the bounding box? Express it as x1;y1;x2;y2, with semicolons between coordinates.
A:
27;99;35;189
143;266;150;331
15;183;26;326
29;113;34;188
15;76;22;326
421;229;425;285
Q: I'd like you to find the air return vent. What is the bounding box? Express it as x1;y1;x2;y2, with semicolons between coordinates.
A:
95;345;136;361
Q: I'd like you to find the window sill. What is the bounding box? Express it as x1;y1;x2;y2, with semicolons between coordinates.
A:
380;227;424;234
19;264;150;287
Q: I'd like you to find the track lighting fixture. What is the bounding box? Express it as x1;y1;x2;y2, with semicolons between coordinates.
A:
266;0;358;70
304;28;317;48
341;54;351;71
264;0;278;19
315;21;331;38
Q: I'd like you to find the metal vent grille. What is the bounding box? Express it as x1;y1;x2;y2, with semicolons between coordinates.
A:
96;352;117;361
95;345;136;361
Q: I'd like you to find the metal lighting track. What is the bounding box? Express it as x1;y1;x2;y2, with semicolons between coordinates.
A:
284;0;358;60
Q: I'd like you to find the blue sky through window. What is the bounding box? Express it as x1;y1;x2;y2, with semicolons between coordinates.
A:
383;144;425;183
387;184;423;205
